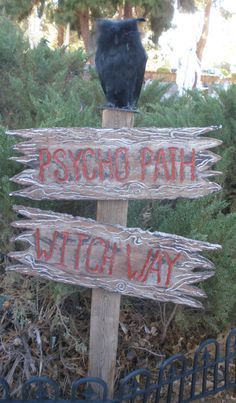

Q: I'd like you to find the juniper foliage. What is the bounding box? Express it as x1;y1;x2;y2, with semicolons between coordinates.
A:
0;18;236;332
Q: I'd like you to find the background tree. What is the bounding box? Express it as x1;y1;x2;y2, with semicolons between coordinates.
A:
176;0;233;92
0;0;46;20
0;0;193;52
0;0;47;47
47;0;120;54
193;0;233;65
196;0;213;63
47;0;193;53
0;0;203;54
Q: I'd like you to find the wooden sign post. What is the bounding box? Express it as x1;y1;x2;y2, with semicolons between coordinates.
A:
7;117;222;399
89;109;133;396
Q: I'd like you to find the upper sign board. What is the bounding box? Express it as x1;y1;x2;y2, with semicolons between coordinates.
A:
9;127;222;200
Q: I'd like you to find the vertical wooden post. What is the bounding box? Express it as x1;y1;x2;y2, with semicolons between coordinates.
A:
88;109;134;398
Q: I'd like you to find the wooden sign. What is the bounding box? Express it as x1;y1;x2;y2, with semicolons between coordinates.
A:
8;126;222;200
8;205;221;309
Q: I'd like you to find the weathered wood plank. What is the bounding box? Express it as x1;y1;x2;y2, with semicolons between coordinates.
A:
8;205;221;309
88;108;132;398
8;127;222;200
7;126;221;140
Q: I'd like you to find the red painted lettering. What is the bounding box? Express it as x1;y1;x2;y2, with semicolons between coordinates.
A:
139;250;162;283
140;147;153;180
153;149;170;181
164;252;181;287
100;241;117;275
168;147;178;180
136;249;155;281
127;246;162;283
98;149;113;180
115;147;129;181
39;148;51;183
35;228;58;261
82;148;97;180
85;237;106;273
68;149;83;181
74;233;89;271
53;149;69;183
57;231;69;268
126;244;141;280
127;246;181;288
180;148;196;182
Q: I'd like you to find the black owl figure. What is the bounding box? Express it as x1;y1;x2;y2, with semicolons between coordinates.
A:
95;18;147;110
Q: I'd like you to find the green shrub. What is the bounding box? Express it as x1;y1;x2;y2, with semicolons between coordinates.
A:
0;18;103;129
129;196;236;331
130;84;236;332
1;16;236;334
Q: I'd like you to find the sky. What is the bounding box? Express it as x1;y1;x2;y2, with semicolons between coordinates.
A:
27;0;236;74
156;0;236;73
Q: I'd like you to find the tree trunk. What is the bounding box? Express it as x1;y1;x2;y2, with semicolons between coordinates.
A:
64;23;70;47
118;4;123;18
27;5;42;48
135;6;143;18
124;1;133;18
77;9;91;54
57;25;65;47
196;0;212;62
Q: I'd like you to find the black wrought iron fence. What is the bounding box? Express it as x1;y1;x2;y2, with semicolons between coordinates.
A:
1;327;236;402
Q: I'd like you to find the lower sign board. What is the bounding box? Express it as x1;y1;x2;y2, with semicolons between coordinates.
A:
8;205;221;308
8;127;222;200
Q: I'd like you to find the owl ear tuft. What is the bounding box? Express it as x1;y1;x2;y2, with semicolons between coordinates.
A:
96;18;111;29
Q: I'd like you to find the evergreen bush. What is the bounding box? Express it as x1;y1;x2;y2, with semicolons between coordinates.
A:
130;83;236;332
0;17;236;334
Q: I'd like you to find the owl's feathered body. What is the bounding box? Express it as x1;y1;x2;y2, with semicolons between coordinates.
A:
95;18;147;109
